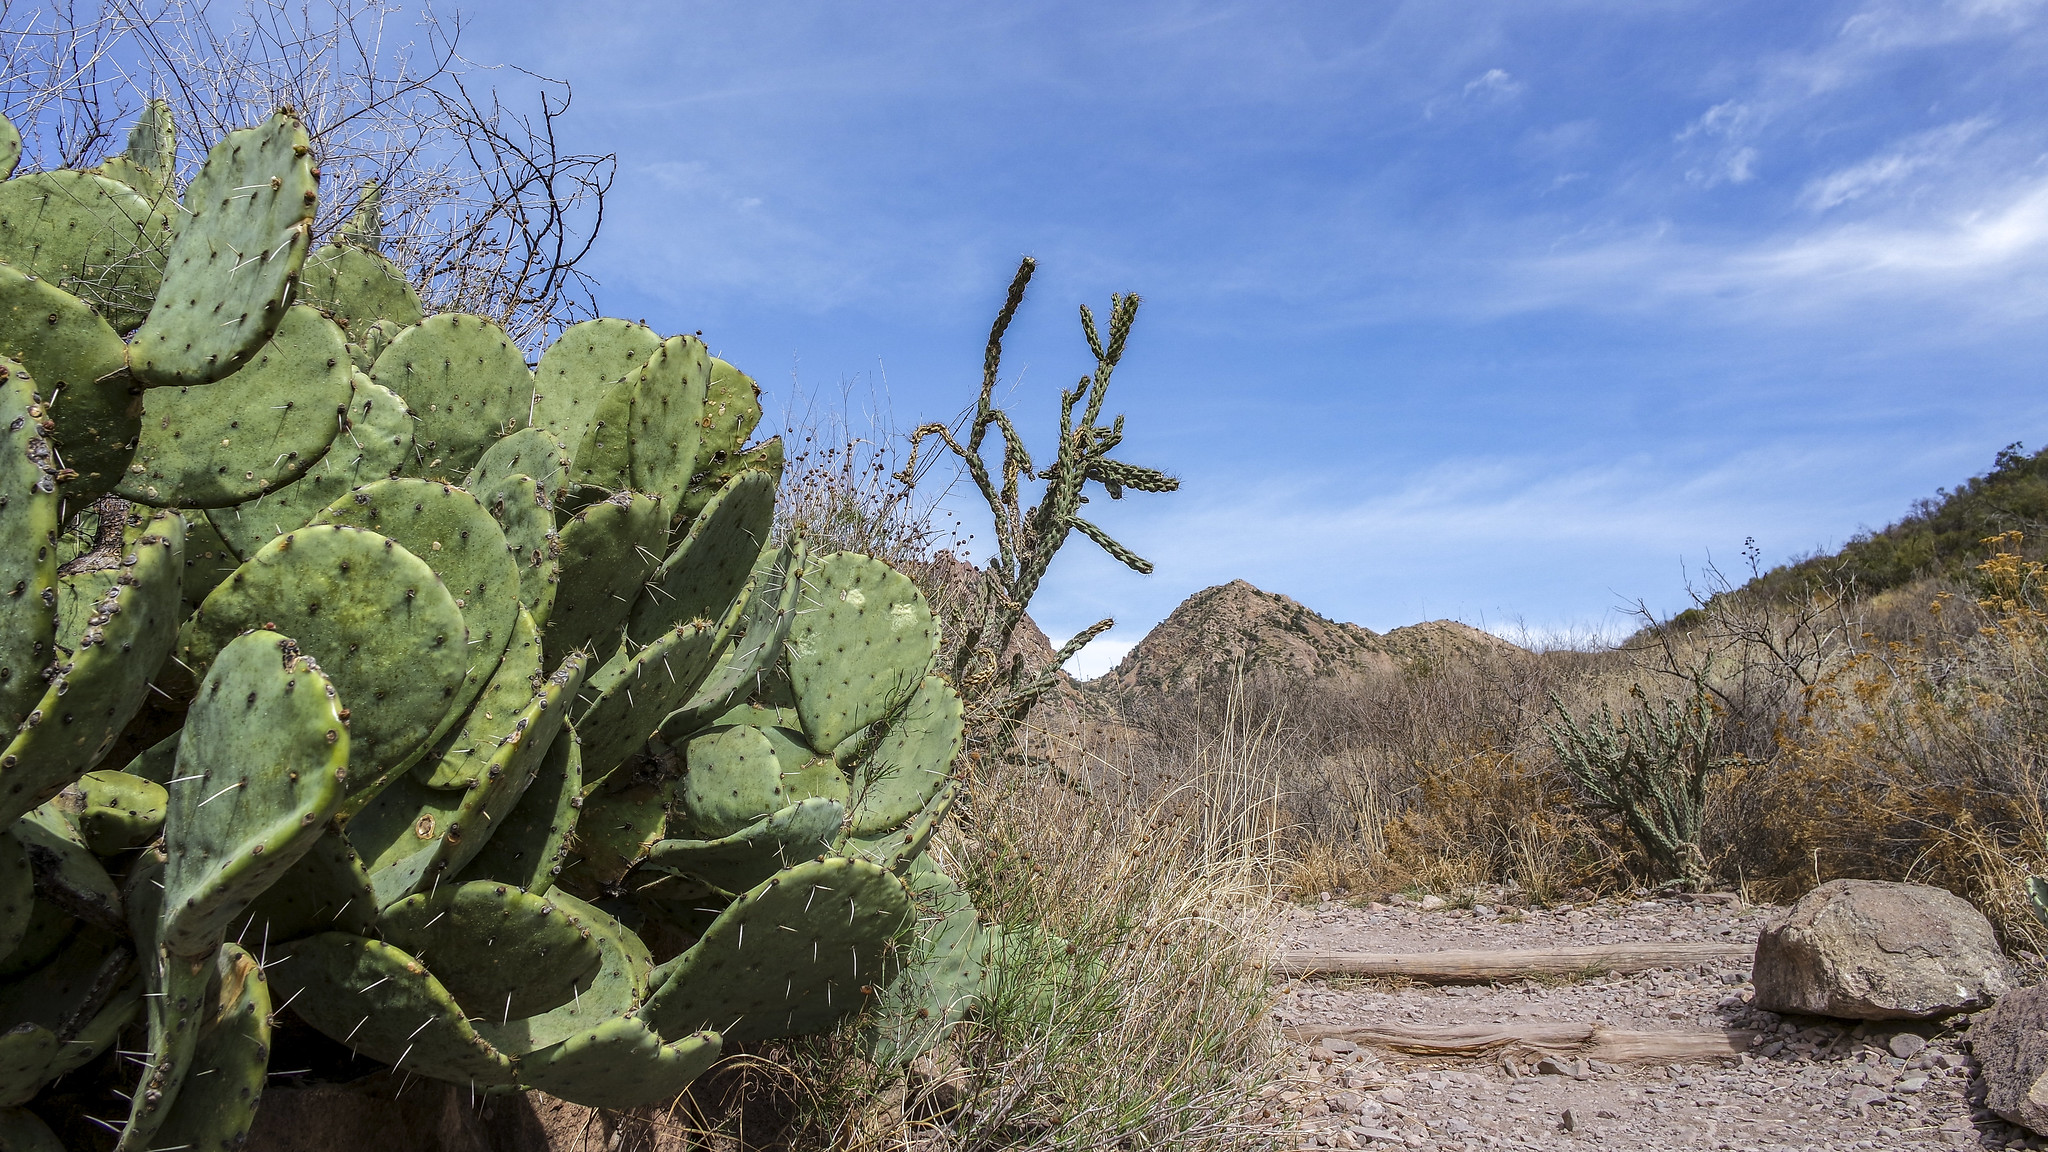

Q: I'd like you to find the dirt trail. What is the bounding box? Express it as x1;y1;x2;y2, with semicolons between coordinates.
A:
1255;892;2038;1151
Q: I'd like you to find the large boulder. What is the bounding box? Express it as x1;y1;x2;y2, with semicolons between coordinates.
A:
1752;879;2009;1019
1972;983;2048;1134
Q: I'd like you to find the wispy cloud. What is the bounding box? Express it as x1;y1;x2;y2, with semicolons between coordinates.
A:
1798;118;1993;210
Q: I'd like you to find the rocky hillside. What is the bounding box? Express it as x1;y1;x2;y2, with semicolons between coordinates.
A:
1091;579;1522;697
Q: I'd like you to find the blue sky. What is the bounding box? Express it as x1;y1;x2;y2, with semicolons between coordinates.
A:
454;1;2048;676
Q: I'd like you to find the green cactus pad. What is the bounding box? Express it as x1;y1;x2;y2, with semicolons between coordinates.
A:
458;726;581;896
678;357;765;522
348;638;586;906
180;524;467;804
64;770;167;854
629;469;775;647
176;511;242;621
786;551;935;755
533;318;662;458
467;425;571;501
567;374;634;492
846;676;963;836
117;305;352;507
646;797;845;895
0;114;18;181
471;472;560;628
865;857;987;1066
117;730;178;784
413;605;544;790
680;724;786;840
840;778;958;875
638;855;913;1044
626;335;709;513
130;112;318;387
268;932;518;1085
0;1025;53;1107
160;630;346;957
380;880;606;1019
663;539;807;741
472;885;651;1056
0;1108;62;1152
237;827;377;943
370;313;533;479
0;509;181;825
0;898;67;982
0;359;57;740
0;170;172;333
148;942;271;1152
210;375;413;561
310;476;521;682
519;1017;721;1110
13;806;123;934
48;974;139;1084
567;781;664;886
95;100;176;202
121;941;214;1150
540;490;664;669
0;263;138;502
298;244;424;331
346;316;404;372
574;622;721;790
0;834;26;962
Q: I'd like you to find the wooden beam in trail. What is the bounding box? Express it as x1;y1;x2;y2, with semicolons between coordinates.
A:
1268;942;1752;982
1285;1021;1759;1064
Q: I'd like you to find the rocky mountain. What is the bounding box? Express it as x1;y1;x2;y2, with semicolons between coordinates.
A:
1091;579;1522;697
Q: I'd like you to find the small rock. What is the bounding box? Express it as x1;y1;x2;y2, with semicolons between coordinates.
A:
1320;1038;1359;1055
1560;1108;1579;1132
1891;1032;1929;1059
1752;879;2011;1019
1418;894;1447;912
1846;1084;1888;1109
1377;1087;1405;1105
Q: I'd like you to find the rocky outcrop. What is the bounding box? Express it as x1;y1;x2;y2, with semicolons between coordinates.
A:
1973;983;2048;1134
1751;879;2010;1019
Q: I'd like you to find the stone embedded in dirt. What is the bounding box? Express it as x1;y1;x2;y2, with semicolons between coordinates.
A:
1891;1031;1930;1059
1418;894;1447;911
1970;983;2048;1135
1751;878;2010;1020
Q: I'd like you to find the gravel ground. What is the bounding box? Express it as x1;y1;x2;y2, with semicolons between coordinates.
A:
1254;891;2041;1151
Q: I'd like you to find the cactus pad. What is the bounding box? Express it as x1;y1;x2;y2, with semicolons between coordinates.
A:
237;827;377;942
117;305;351;507
846;675;963;836
638;855;912;1044
786;551;935;754
0;508;182;827
181;524;467;802
0;264;137;502
471;472;560;627
148;942;271;1152
161;630;347;957
459;727;581;895
567;781;664;885
533;318;662;457
210;375;413;561
679;357;765;521
130;112;317;386
574;622;721;788
541;490;664;668
472;887;651;1056
0;834;27;961
467;426;570;501
519;1018;721;1110
663;539;807;741
646;797;845;895
0;1025;53;1107
0;358;57;740
681;724;788;840
269;932;518;1085
624;335;709;513
298;242;424;331
380;880;606;1019
0;114;18;181
0;171;172;333
95;100;176;202
630;469;774;647
370;313;533;479
64;770;168;854
310;477;521;675
865;857;986;1065
841;779;958;875
413;606;544;790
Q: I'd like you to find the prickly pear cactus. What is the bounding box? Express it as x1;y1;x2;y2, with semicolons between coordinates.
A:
0;99;985;1139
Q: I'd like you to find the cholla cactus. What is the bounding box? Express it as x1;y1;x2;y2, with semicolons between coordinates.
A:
0;105;982;1145
1545;685;1728;891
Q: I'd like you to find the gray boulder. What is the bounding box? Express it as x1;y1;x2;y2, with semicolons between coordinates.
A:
1752;878;2009;1019
1972;983;2048;1134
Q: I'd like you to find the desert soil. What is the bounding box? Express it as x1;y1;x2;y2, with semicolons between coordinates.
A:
1256;891;2039;1151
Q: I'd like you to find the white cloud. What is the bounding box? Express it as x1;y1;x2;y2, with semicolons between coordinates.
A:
1463;68;1523;99
1677;101;1764;187
1799;118;1994;211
